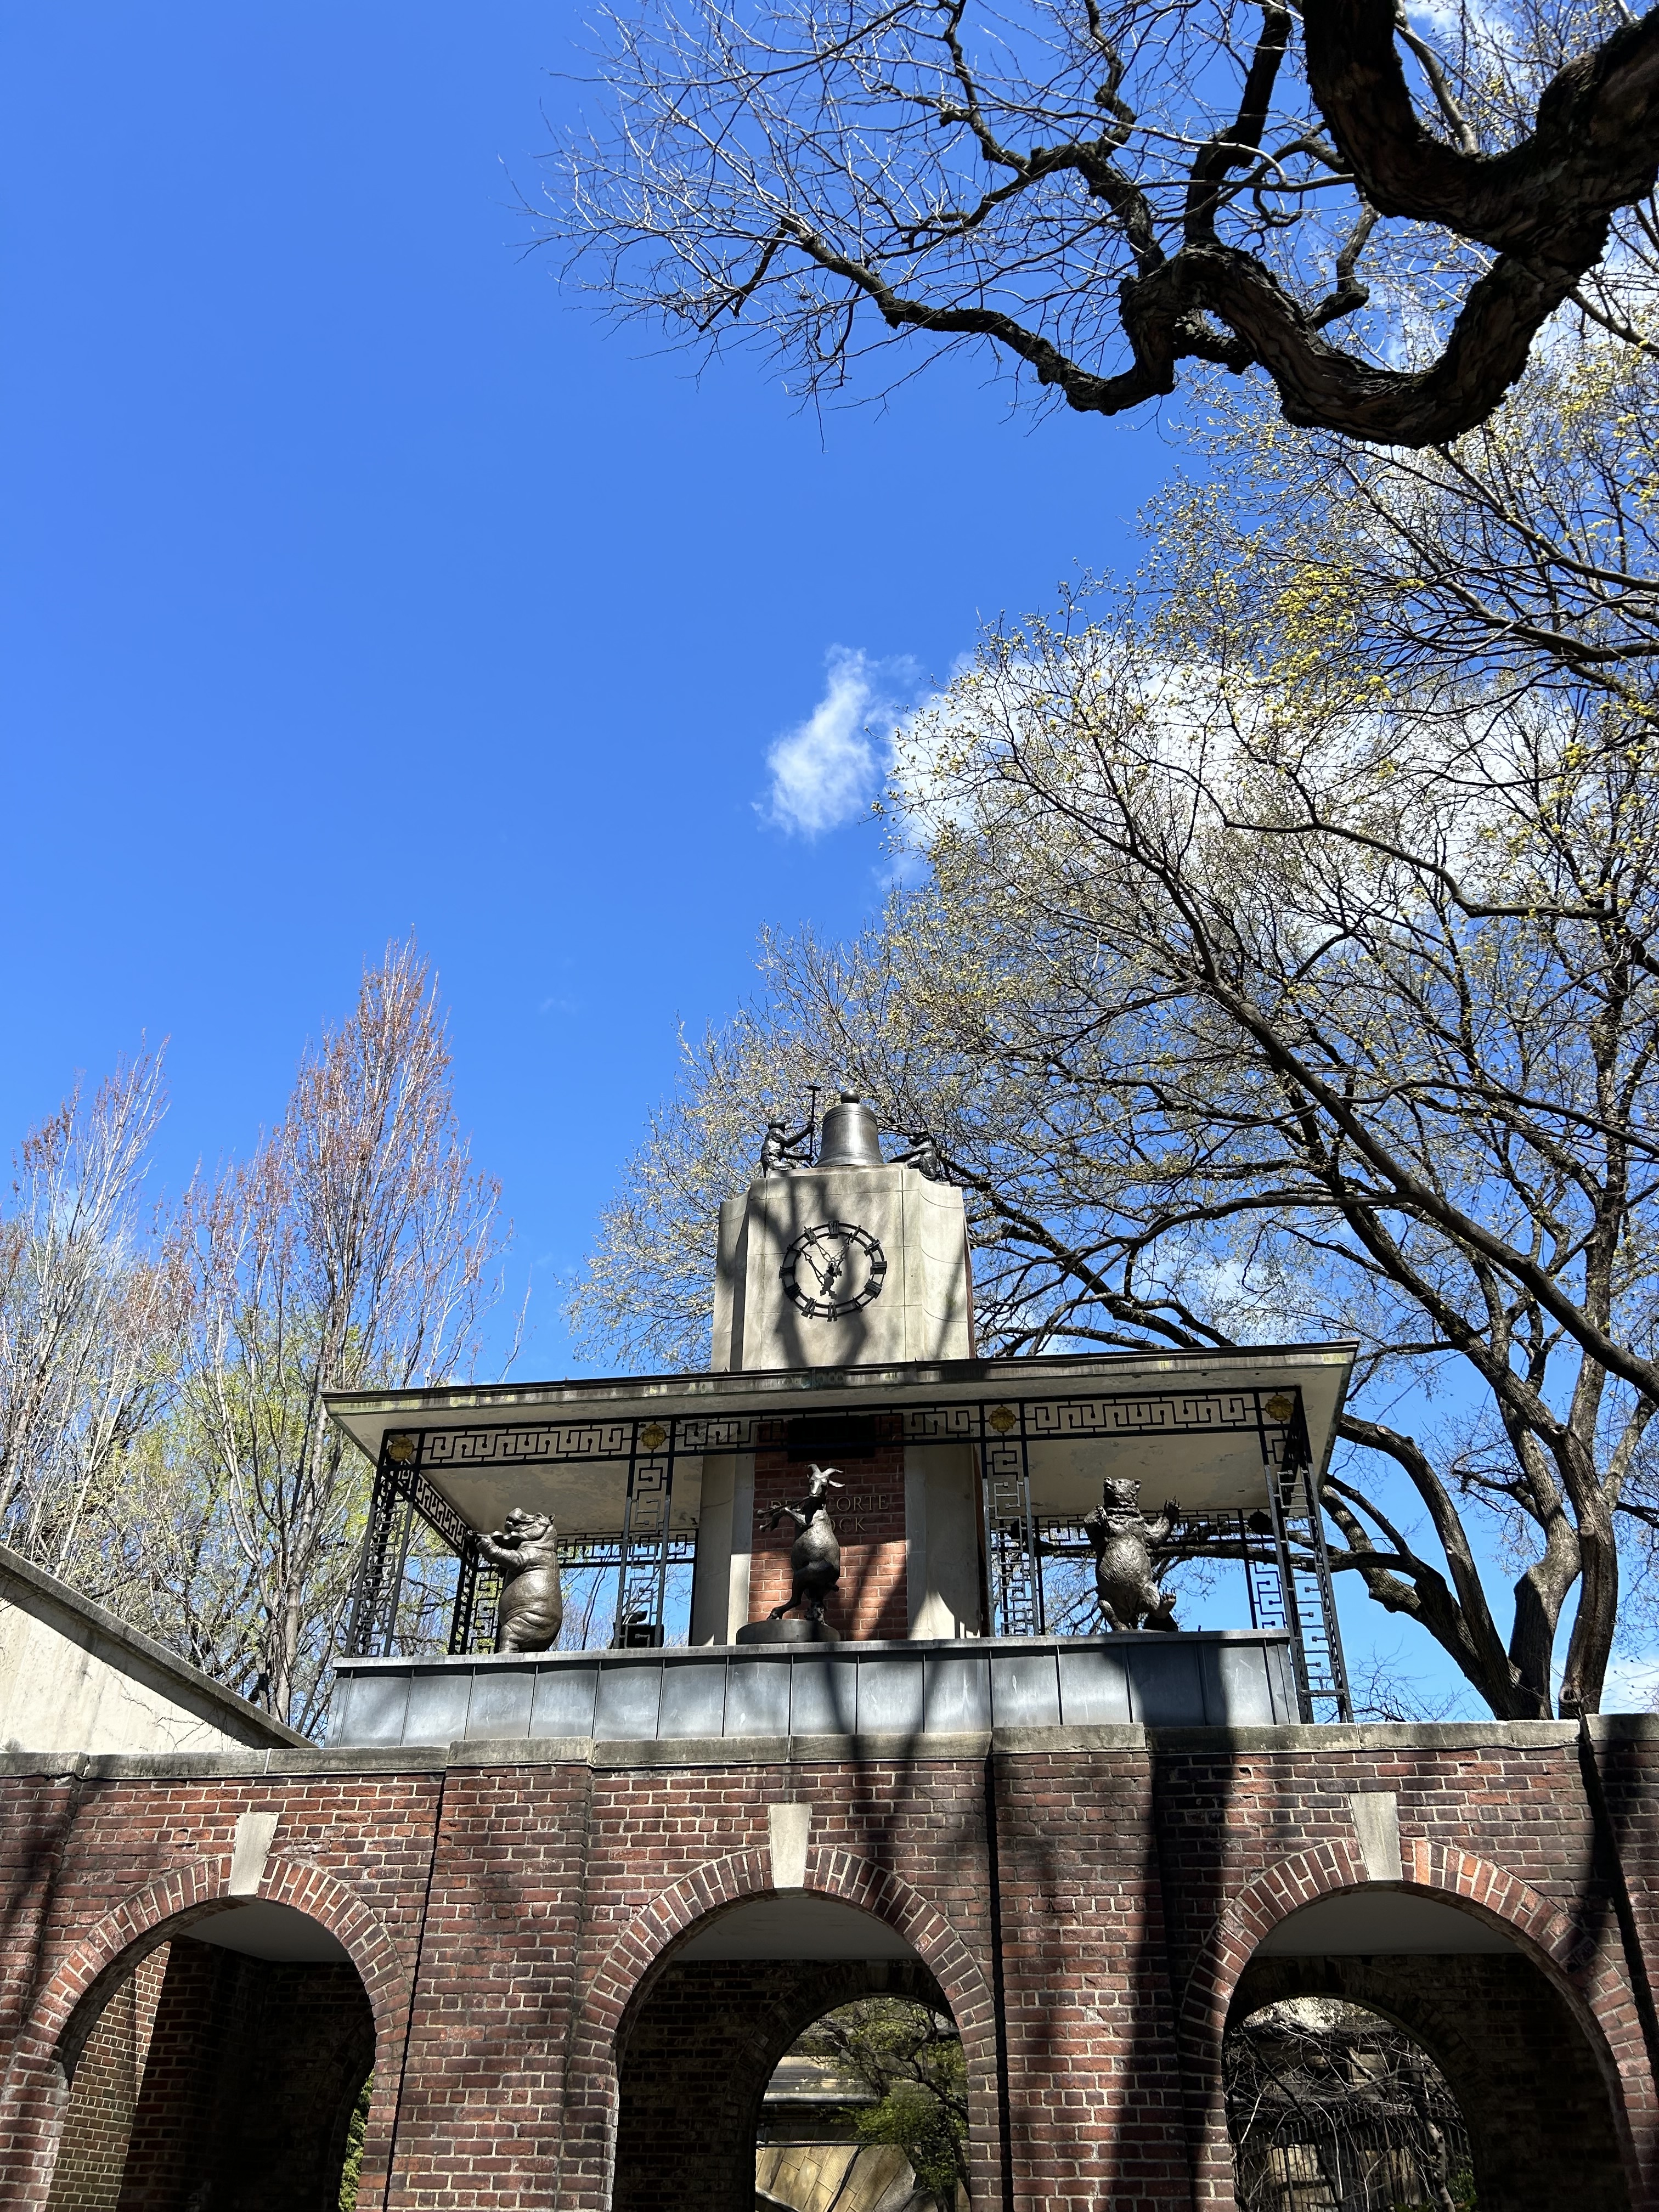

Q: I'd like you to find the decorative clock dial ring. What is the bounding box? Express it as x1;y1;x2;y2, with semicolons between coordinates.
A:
780;1220;888;1320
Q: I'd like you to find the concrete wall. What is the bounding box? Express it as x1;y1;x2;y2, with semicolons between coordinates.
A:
1;1717;1655;2212
0;1544;303;1756
714;1168;971;1373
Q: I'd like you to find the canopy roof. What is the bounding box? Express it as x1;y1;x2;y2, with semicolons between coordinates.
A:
324;1341;1355;1540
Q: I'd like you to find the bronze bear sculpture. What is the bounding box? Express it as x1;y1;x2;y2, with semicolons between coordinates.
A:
1084;1479;1179;1633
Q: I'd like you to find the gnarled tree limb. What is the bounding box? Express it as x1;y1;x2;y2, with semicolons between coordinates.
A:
561;0;1659;443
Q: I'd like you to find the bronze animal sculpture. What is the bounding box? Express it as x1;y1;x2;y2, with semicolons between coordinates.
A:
890;1130;948;1182
1084;1479;1179;1633
767;1464;844;1623
480;1506;564;1652
759;1115;811;1176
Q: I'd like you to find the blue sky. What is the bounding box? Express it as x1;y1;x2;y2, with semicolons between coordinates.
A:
7;4;1642;1712
1;2;1173;1366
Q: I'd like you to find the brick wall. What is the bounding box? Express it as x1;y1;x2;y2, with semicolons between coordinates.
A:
388;1760;595;2212
2;1720;1656;2212
0;1768;440;2212
1146;1729;1658;2204
109;1939;219;2212
42;1950;167;2212
115;1939;373;2212
28;1934;373;2212
550;1751;1005;2212
749;1441;907;1639
988;1747;1190;2212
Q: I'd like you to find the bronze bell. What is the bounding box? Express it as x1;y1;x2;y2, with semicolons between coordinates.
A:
816;1092;885;1169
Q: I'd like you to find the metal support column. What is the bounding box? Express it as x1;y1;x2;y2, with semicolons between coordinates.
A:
448;1534;483;1654
979;1403;1043;1637
613;1418;675;1646
345;1434;407;1657
1279;1462;1352;1721
1255;1390;1352;1722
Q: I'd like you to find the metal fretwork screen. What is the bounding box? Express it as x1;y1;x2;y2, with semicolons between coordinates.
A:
345;1516;699;1663
614;1429;676;1646
979;1402;1042;1638
340;1383;1350;1718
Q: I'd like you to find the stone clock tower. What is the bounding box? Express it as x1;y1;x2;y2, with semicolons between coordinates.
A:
699;1093;981;1641
710;1093;972;1372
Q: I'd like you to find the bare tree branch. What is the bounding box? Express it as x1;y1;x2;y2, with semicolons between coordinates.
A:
551;0;1659;441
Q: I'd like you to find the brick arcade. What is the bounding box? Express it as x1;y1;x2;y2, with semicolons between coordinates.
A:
4;1714;1659;2212
4;1098;1658;2211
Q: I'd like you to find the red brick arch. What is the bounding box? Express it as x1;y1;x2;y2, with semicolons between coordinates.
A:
30;1852;407;2073
583;1842;995;2049
556;1844;999;2212
1184;1837;1614;2049
0;1852;408;2212
1177;1839;1647;2209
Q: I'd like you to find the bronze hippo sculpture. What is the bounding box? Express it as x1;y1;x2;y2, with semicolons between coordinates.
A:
480;1506;565;1652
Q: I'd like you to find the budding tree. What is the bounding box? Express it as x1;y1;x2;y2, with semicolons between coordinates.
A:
0;1055;185;1592
178;944;512;1731
575;571;1659;1717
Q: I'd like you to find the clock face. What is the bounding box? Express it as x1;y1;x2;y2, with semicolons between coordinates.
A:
781;1220;888;1320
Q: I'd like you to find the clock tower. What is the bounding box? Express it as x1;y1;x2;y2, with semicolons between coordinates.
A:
711;1093;973;1372
697;1094;982;1643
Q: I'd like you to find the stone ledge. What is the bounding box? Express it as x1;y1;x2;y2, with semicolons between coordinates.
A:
0;1713;1635;1781
0;1745;452;1782
993;1724;1151;1753
1147;1719;1584;1753
1583;1712;1659;1742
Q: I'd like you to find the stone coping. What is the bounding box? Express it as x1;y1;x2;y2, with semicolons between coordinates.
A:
335;1628;1286;1674
0;1713;1619;1782
328;1630;1301;1748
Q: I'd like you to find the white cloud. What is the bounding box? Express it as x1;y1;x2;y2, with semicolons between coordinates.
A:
762;647;919;838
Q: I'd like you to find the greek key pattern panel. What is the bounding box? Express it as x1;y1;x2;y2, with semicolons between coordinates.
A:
1022;1391;1255;1437
394;1387;1304;1471
422;1420;640;1467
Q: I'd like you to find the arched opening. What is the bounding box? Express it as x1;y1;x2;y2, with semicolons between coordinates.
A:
612;1895;962;2212
1224;1888;1631;2212
757;1996;967;2212
46;1902;375;2212
1225;1997;1474;2211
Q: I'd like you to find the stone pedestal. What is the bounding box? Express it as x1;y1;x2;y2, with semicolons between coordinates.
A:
733;1618;841;1646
